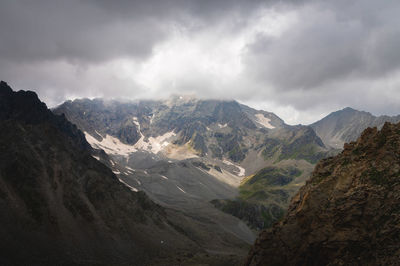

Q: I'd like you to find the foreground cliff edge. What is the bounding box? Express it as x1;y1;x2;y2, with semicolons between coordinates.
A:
246;122;400;265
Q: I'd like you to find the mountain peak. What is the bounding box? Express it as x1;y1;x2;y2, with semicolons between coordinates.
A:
310;105;400;149
0;80;13;94
341;106;357;112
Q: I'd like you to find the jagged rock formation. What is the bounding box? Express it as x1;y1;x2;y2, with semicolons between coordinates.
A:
0;81;206;265
311;107;400;149
246;122;400;265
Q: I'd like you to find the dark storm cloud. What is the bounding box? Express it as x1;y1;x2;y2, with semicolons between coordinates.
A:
0;0;269;64
0;0;170;63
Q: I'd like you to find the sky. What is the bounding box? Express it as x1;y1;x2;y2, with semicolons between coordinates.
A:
1;0;400;124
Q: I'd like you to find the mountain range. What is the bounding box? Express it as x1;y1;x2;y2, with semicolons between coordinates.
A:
53;95;400;232
2;79;400;265
53;95;329;231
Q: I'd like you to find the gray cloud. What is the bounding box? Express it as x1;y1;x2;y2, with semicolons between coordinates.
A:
1;0;400;124
0;0;269;64
244;0;400;90
0;0;171;63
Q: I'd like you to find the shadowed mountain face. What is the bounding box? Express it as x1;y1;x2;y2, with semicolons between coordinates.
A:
54;96;330;231
246;122;400;266
311;107;400;149
1;81;254;265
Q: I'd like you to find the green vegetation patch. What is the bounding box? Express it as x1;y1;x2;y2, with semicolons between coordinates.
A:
244;166;302;187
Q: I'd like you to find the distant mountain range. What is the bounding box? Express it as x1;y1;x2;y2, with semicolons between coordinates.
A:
311;107;400;149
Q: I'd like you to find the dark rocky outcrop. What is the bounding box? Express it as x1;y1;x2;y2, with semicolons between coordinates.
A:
0;81;198;265
246;122;400;265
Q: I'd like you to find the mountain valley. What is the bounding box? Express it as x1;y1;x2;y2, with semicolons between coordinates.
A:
54;95;330;231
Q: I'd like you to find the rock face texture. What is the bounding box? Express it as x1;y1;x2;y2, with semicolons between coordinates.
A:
246;122;400;265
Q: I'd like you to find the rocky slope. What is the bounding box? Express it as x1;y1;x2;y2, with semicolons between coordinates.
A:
246;121;400;265
0;81;251;265
311;107;400;149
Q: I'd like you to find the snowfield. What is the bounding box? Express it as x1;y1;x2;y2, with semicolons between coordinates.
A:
254;114;275;129
84;128;176;156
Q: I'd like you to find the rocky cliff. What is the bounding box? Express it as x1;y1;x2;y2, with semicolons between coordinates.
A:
0;81;203;265
246;121;400;265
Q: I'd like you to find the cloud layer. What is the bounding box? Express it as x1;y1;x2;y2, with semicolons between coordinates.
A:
1;0;400;124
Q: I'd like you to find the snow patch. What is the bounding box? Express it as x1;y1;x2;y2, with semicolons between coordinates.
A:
136;131;176;154
149;114;155;125
92;155;100;161
126;166;135;172
129;117;176;154
118;178;138;192
218;123;228;128
254;114;275;129
113;170;121;175
132;116;140;127
223;159;245;177
85;128;176;157
160;175;168;180
176;185;187;194
236;166;246;177
85;132;137;156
